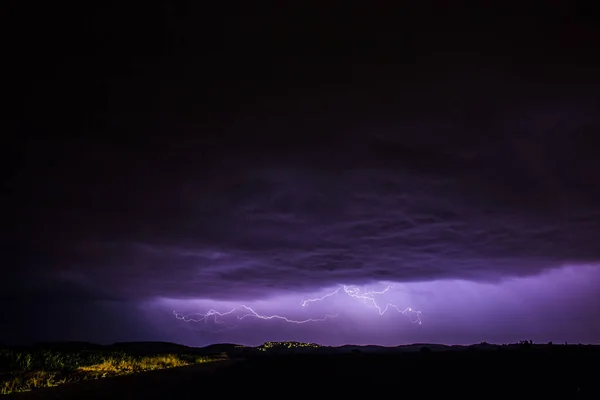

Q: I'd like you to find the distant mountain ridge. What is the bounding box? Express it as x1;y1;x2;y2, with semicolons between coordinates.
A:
3;341;593;356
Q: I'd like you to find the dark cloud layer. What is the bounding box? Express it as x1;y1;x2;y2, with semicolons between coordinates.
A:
13;98;600;303
7;4;600;344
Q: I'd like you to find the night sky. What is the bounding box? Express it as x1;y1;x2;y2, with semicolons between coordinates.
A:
6;3;600;346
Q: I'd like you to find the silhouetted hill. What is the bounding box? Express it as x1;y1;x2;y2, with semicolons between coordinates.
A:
5;341;599;359
195;343;239;354
27;342;105;352
108;342;199;355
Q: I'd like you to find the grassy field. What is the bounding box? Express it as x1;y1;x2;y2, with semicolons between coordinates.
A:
0;348;226;395
2;343;599;398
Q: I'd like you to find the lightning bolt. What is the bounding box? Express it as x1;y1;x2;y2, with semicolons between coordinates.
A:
299;287;342;307
302;284;422;324
174;306;337;330
173;309;241;332
173;308;237;323
238;305;338;324
174;284;421;329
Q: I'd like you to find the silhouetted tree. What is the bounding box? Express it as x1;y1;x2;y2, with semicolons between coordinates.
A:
518;340;532;348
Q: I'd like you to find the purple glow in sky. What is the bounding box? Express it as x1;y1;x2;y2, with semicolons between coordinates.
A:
8;108;600;346
7;6;600;347
141;264;600;346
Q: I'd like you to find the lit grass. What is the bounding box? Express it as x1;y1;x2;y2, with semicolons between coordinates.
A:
1;370;67;394
0;350;226;395
78;354;190;375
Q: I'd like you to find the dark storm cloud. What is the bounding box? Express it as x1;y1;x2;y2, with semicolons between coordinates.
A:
0;270;157;346
0;298;161;346
16;100;600;302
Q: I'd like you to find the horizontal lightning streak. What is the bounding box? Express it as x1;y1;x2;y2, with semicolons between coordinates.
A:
173;308;236;323
238;305;338;324
174;284;421;329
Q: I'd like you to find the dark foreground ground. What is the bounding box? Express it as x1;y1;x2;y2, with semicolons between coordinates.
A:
6;346;599;399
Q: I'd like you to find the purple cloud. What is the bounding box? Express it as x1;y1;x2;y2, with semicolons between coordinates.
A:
9;97;600;345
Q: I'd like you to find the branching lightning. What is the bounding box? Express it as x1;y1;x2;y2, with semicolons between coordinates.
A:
174;284;421;330
302;284;422;324
173;308;237;323
173;308;240;332
238;305;338;324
